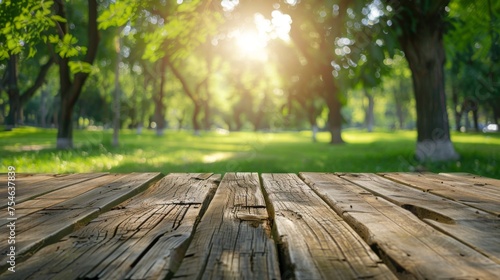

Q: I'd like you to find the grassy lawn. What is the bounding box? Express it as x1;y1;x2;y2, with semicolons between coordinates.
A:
1;127;499;178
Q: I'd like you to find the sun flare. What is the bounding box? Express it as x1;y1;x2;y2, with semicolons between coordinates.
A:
234;30;268;61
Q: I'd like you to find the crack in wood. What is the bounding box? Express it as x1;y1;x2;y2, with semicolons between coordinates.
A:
401;204;456;225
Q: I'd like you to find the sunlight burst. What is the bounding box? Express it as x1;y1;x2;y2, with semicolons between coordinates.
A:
234;30;268;61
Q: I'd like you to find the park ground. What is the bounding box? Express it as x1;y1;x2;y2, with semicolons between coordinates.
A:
0;127;499;179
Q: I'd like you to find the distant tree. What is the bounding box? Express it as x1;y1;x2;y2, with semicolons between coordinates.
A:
268;39;324;140
383;0;459;161
99;0;222;136
53;0;100;148
0;1;56;130
446;0;500;130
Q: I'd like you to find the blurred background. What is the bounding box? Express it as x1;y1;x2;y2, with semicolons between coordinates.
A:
0;0;499;177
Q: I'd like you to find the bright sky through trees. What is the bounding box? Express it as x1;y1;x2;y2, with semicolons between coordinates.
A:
232;10;292;61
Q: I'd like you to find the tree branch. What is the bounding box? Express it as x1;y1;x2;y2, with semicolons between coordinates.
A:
69;0;100;107
167;58;197;102
20;56;54;105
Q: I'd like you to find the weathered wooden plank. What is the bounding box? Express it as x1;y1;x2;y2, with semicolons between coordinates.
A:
0;174;69;203
301;172;500;279
262;173;394;280
0;173;62;188
173;173;280;280
440;172;500;189
0;174;128;226
382;172;500;216
0;173;218;280
0;172;161;274
0;173;108;207
341;173;500;265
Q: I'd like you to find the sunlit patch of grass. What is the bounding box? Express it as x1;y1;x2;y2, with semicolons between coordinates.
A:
452;132;500;144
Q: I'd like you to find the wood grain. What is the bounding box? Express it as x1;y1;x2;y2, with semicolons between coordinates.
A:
0;174;128;226
382;172;500;216
0;172;161;274
0;173;65;198
439;172;500;189
0;173;108;207
173;173;280;280
342;173;500;265
262;173;394;280
1;171;498;280
0;173;217;280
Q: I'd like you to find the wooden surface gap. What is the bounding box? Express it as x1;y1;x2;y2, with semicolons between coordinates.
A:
380;172;500;216
302;172;500;279
173;172;280;280
263;173;395;280
1;172;499;280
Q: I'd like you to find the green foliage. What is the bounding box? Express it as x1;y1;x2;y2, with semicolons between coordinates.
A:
68;61;93;74
56;34;88;58
445;0;500;124
98;0;139;30
0;0;57;59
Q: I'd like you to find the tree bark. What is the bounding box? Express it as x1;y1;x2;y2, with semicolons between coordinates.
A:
56;0;100;149
364;89;375;132
192;102;201;135
40;89;48;128
392;0;458;161
168;59;202;135
153;57;167;136
492;101;500;124
451;79;462;132
306;103;318;142
321;65;344;144
472;108;479;132
5;53;53;130
5;55;20;130
394;89;405;130
113;33;121;146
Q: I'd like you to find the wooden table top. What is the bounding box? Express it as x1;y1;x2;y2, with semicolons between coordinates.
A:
1;172;500;279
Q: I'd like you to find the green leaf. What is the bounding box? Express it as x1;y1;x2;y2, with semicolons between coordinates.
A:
28;47;36;58
68;61;93;74
49;34;59;43
51;15;67;23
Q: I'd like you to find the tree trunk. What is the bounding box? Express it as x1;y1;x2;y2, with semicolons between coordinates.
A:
5;55;20;130
202;78;211;130
193;102;201;136
167;59;203;136
56;0;99;149
451;80;462;132
394;95;404;130
492;101;500;124
321;66;344;144
5;52;54;130
154;58;168;136
153;94;166;136
113;33;121;146
364;89;375;132
40;89;48;128
177;112;184;131
285;0;346;144
395;1;458;161
234;110;243;131
57;94;74;148
306;102;318;142
464;111;471;131
472;107;479;132
203;99;211;131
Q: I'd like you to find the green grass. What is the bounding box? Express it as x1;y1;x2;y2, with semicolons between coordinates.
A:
1;127;499;178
